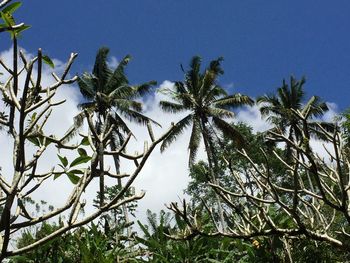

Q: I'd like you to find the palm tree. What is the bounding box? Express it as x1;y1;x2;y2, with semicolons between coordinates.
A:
257;76;333;193
257;76;332;149
76;47;156;235
159;56;253;229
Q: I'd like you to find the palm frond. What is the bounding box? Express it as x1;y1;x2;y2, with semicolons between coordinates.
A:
174;81;187;95
160;114;193;152
291;76;305;107
308;96;329;118
92;47;112;91
203;85;227;105
78;101;96;111
308;121;335;141
200;70;216;97
61;111;86;143
213;93;254;108
212;117;245;148
119;107;161;127
207;107;234;118
77;73;96;100
187;56;202;94
110;130;125;151
113;98;143;112
209;56;224;76
188;117;202;165
108;85;136;102
105;55;131;93
73;110;86;129
257;94;279;105
134;80;157;97
159;100;187;113
175;92;196;109
173;82;195;108
278;79;293;109
110;111;133;136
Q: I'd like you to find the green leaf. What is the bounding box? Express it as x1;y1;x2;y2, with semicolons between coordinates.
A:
54;173;62;180
31;112;37;121
1;11;15;27
67;172;80;184
42;55;55;68
27;137;40;147
68;169;84;175
80;137;89;146
14;24;30;36
77;148;87;156
6;255;29;261
57;154;68;167
44;136;55;147
2;2;22;14
70;155;91;168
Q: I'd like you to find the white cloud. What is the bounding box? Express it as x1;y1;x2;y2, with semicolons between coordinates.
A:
107;56;119;69
121;81;197;215
0;48;82;211
235;104;272;132
0;52;193;224
0;47;342;228
310;102;339;162
235;101;340;160
323;102;339;123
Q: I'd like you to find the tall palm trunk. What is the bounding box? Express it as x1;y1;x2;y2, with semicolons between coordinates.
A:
200;118;226;231
98;142;105;208
97;116;105;208
110;143;132;238
290;125;316;193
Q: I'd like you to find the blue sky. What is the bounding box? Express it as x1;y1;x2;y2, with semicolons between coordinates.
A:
3;0;350;109
1;0;349;220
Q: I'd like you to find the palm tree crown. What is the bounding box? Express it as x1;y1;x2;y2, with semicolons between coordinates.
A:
75;47;157;232
76;47;156;138
159;56;254;165
257;76;331;142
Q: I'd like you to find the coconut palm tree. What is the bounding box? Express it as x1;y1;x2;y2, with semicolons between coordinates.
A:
76;47;157;235
257;76;334;193
159;56;253;229
257;76;332;148
160;56;253;164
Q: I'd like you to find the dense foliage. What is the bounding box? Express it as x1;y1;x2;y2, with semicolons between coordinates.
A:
1;1;350;262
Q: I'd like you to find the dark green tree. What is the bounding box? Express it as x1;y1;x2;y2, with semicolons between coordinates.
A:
75;47;157;235
137;209;243;262
257;76;332;148
340;108;350;148
159;56;253;229
257;76;334;194
10;222;141;263
186;123;285;207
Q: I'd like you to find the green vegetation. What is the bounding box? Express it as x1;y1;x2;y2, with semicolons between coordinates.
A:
0;2;350;262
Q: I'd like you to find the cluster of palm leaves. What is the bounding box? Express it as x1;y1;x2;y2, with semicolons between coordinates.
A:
69;47;332;262
72;47;158;234
258;76;333;151
159;56;254;165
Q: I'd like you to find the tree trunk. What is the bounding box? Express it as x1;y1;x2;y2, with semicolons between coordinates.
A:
98;142;105;208
110;143;132;238
0;38;18;261
200;118;226;231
